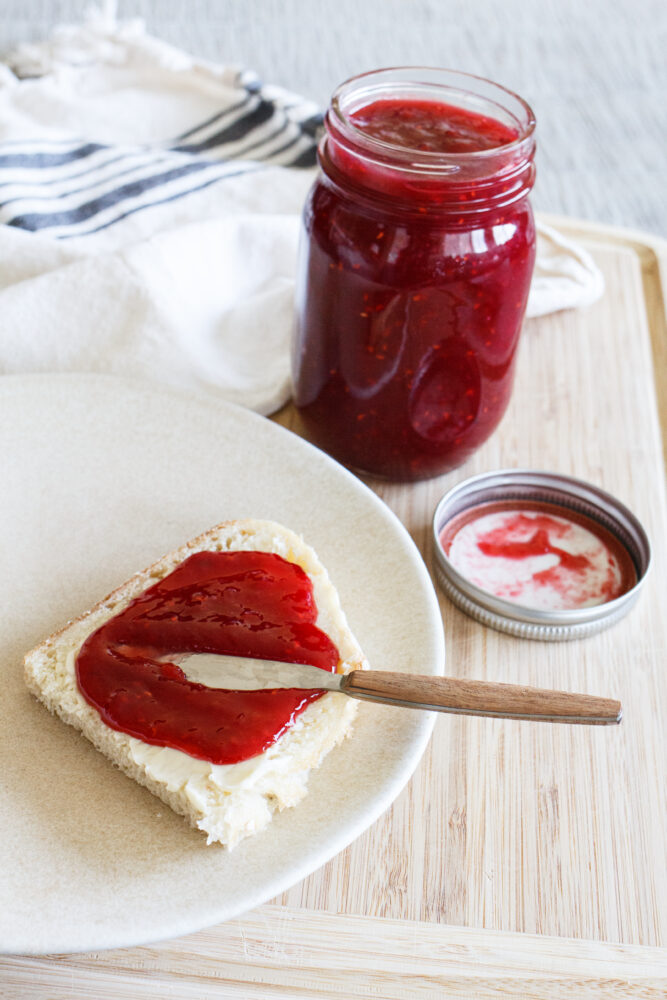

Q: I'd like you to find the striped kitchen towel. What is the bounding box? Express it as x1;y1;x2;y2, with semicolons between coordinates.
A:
0;9;603;414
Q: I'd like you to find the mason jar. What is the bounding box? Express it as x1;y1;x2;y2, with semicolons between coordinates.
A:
292;67;537;481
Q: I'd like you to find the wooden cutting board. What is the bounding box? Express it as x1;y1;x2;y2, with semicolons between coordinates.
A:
4;216;666;997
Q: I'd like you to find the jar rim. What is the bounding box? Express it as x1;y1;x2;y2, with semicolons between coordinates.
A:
328;66;536;171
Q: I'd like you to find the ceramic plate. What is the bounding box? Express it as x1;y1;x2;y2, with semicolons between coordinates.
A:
0;374;444;955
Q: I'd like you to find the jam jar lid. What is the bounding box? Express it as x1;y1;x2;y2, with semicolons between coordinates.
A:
432;469;651;641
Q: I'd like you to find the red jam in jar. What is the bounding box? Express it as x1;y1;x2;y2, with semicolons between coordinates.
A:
292;69;537;481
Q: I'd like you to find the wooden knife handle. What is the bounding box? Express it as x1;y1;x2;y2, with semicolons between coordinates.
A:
342;672;622;725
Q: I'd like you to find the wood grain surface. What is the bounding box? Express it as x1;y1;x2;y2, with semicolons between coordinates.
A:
273;217;667;947
4;216;666;995
4;906;665;999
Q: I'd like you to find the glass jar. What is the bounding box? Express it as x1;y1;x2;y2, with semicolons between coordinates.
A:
292;68;537;481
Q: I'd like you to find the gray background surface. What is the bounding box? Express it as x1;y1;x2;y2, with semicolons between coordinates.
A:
1;0;665;236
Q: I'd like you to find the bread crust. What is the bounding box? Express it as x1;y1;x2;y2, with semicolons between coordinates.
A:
24;519;366;848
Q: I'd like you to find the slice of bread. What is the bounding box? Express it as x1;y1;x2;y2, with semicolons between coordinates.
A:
24;519;367;849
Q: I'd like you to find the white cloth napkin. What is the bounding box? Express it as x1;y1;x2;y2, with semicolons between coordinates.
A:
0;10;604;415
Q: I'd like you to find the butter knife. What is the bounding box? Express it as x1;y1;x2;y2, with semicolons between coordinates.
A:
177;653;622;725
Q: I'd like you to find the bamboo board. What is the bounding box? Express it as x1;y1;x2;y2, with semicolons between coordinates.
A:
3;216;666;997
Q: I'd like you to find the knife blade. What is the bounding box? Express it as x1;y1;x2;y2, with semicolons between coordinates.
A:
178;653;344;692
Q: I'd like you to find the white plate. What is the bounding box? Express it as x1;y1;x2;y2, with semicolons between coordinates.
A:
0;374;444;955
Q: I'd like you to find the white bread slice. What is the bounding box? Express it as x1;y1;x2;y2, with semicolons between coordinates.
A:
24;519;366;849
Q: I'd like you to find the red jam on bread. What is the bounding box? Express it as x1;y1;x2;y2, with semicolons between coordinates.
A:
75;551;339;764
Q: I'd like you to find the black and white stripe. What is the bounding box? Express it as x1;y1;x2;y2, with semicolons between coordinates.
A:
0;73;322;239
